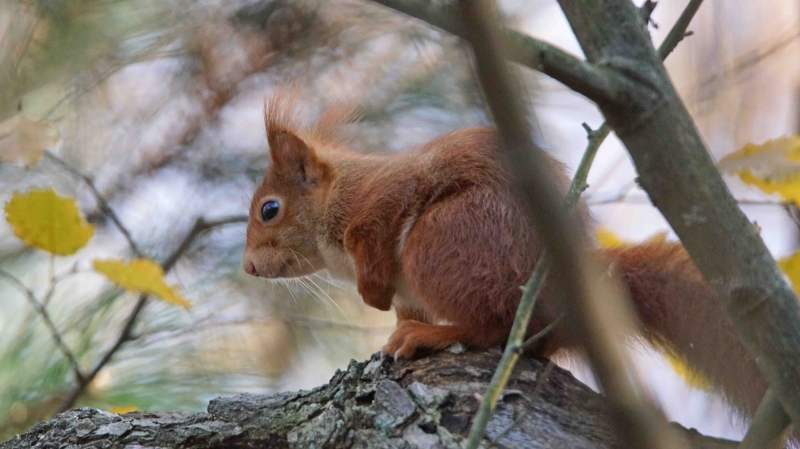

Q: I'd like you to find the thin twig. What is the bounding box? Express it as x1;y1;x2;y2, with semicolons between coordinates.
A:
55;215;247;412
463;117;608;449
741;389;793;448
518;314;563;354
462;0;704;446
587;195;788;207
694;29;800;95
657;0;704;60
488;360;555;446
0;269;85;383
42;264;81;307
43;150;143;257
369;0;628;107
740;389;792;449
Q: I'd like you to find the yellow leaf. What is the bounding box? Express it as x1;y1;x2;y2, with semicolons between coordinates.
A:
0;113;60;165
653;341;711;390
108;405;139;414
595;228;625;248
93;258;191;309
777;251;800;298
718;136;800;204
4;188;94;255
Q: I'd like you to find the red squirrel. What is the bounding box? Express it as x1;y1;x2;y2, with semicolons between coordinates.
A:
242;90;767;419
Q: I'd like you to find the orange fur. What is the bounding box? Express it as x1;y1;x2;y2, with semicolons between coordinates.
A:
243;89;766;419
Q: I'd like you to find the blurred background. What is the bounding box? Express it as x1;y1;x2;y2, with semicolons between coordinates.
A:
1;0;798;442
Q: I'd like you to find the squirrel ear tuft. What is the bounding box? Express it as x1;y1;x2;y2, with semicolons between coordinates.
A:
268;130;328;185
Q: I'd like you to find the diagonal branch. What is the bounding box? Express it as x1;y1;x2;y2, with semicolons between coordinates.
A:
458;1;682;448
657;0;703;60
368;0;631;107
55;215;248;413
557;0;800;432
0;269;85;383
461;0;706;444
43;150;142;257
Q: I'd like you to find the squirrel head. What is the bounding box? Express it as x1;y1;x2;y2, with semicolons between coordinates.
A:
242;93;337;278
243;88;358;279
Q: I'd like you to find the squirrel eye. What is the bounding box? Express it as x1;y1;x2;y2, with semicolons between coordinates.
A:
261;200;280;222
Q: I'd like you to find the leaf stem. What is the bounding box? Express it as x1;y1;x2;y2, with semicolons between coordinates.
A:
0;269;85;383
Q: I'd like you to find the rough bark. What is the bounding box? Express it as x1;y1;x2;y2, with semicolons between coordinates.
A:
1;349;736;449
556;0;800;429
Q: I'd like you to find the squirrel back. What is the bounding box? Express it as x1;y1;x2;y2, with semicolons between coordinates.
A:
243;90;766;422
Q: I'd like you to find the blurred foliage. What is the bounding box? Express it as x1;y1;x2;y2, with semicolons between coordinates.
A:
719;136;800;205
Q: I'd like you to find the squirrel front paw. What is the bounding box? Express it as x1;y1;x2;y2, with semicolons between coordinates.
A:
382;320;462;360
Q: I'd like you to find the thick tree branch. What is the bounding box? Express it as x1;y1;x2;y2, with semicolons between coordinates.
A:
555;0;800;430
368;0;634;107
1;350;739;449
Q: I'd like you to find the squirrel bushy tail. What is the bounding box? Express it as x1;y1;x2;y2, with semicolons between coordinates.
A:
602;240;767;417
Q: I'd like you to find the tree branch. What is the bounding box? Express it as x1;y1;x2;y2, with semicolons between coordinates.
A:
740;389;791;449
556;0;800;430
458;1;682;448
657;0;703;60
55;215;248;413
2;350;740;449
43;150;142;257
368;0;632;106
0;269;85;383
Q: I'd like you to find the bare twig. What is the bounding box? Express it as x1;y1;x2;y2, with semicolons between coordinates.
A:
0;269;85;383
43;150;142;257
463;123;605;445
55;215;248;412
558;0;800;430
42;264;82;307
694;29;800;95
488;360;555;446
459;1;682;448
587;196;788;207
368;0;631;106
657;0;704;60
518;314;563;354
740;389;792;449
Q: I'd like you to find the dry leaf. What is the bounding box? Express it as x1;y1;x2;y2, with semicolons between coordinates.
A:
108;405;139;414
652;341;711;391
0;113;60;165
777;250;800;299
4;188;94;255
595;228;625;248
93;258;191;309
719;136;800;204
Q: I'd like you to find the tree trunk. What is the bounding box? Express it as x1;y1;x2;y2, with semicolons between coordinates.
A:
1;349;736;448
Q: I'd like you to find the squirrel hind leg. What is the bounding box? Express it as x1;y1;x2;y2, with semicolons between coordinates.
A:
382;320;509;360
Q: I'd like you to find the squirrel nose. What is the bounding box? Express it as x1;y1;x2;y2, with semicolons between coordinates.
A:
242;253;259;276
